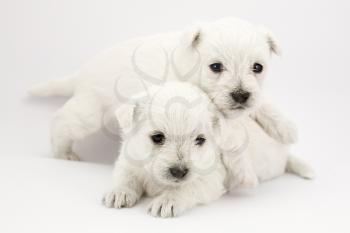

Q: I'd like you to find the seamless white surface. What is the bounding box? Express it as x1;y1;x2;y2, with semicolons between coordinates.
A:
0;157;348;233
1;0;350;232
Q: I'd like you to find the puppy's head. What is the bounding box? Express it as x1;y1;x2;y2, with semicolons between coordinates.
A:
180;18;280;117
116;82;220;187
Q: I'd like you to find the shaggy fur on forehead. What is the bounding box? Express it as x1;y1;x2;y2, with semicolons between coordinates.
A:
192;17;279;57
121;82;218;139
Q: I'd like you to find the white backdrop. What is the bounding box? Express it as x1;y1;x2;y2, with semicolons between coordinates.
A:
1;0;350;232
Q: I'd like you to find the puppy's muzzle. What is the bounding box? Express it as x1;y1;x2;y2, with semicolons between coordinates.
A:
169;166;189;179
230;90;250;104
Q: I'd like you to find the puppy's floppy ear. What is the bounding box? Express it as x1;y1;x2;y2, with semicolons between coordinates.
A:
258;26;282;56
115;101;140;133
181;23;202;48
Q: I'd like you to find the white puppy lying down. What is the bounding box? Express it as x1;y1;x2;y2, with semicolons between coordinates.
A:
30;17;297;161
103;82;227;218
103;82;314;217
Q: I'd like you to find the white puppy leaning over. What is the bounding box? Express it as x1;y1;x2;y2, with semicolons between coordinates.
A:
103;82;314;217
30;17;297;161
103;82;227;218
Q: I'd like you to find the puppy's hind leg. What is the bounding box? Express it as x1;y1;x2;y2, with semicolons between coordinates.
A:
51;92;107;160
286;155;315;179
222;152;259;190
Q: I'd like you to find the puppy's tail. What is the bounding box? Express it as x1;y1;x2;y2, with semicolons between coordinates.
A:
28;73;79;97
286;155;315;179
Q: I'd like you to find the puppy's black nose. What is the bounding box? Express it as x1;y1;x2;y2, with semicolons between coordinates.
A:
231;90;250;104
169;166;188;179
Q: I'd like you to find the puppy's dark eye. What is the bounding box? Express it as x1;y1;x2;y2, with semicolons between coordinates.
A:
150;132;165;145
209;63;224;73
252;63;263;73
195;135;206;146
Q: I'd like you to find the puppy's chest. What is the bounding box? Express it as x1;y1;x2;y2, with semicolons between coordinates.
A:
142;178;165;197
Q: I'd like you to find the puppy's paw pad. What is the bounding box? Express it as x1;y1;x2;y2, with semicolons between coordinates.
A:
103;189;138;208
148;196;184;218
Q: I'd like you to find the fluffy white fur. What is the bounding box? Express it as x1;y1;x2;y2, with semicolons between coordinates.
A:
30;17;297;161
103;82;314;217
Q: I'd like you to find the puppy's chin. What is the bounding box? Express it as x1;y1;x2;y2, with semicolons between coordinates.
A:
225;100;260;119
222;106;250;119
226;107;246;118
153;174;193;188
168;179;188;187
154;177;187;188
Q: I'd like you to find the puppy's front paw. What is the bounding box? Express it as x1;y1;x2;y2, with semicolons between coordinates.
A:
103;189;138;208
148;195;186;218
275;121;298;144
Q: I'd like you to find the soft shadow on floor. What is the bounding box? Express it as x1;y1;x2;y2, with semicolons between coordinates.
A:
75;130;121;164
